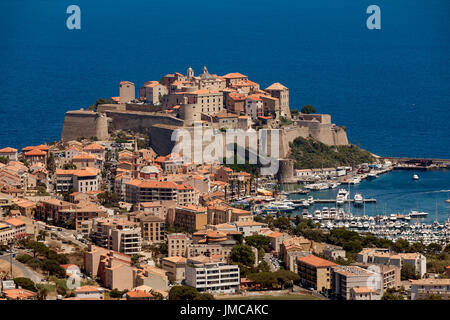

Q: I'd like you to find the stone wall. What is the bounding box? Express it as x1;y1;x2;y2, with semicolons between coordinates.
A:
60;110;110;141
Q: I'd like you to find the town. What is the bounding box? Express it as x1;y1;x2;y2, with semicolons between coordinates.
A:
0;67;449;301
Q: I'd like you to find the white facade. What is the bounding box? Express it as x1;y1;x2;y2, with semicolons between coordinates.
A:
185;259;240;293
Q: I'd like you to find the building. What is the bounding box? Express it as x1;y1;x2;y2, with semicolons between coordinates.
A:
161;256;186;283
352;263;401;292
74;286;104;300
55;168;100;193
134;265;169;292
322;245;346;261
125;179;198;206
0;147;18;161
349;287;381;300
91;218;142;255
244;95;263;120
167;233;189;257
120;81;135;103
2;288;37;300
174;205;208;232
24;149;47;165
141;81;168;105
410;278;450;300
264;82;290;118
185;255;240;293
131;213;165;245
297;254;338;291
357;248;427;278
331;265;379;300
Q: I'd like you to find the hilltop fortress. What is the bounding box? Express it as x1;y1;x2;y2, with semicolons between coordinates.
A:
61;66;348;158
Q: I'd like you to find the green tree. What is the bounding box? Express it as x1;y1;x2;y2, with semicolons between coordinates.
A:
64;163;77;170
244;235;270;251
401;263;419;280
26;241;49;258
194;292;215;300
168;285;199;300
274;270;300;289
230;244;255;267
381;292;404;300
13;277;37;292
0;156;9;164
109;288;127;299
301;105;316;114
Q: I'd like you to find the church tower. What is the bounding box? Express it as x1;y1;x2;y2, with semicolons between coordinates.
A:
187;66;194;80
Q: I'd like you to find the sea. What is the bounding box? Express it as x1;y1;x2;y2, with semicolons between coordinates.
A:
0;0;449;219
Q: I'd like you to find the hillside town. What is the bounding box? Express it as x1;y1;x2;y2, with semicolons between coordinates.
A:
0;68;449;301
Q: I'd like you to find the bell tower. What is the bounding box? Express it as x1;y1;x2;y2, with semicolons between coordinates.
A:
187;66;194;80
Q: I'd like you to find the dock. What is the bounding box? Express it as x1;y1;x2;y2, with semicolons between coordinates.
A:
291;199;376;204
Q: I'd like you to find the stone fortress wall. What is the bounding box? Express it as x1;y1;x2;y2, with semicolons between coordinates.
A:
60;107;349;158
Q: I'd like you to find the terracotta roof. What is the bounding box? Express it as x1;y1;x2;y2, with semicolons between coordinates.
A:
222;72;247;79
4;218;26;227
25;149;46;156
74;285;103;293
0;147;17;153
265;82;288;91
163;256;187;264
126;290;153;298
297;254;337;268
84;143;105;151
2;289;36;299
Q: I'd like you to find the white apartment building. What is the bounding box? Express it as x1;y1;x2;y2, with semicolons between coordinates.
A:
185;256;240;293
55;168;100;193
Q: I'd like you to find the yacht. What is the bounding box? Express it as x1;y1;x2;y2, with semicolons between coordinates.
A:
314;210;322;219
307;196;315;204
322;207;330;219
329;182;341;189
409;210;429;218
367;173;378;180
351;177;361;184
412;174;419;180
336;195;345;206
330;207;337;218
337;188;350;200
354;193;363;206
265;202;295;213
300;199;310;208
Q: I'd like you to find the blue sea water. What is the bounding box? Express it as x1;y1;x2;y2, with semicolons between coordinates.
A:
288;170;450;223
0;0;449;217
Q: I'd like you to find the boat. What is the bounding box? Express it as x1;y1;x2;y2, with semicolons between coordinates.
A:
329;182;341;189
337;188;350;200
300;200;310;208
314;210;322;219
445;192;450;203
336;195;345;206
367;173;378;180
354;193;363;206
409;210;429;218
264;202;295;213
412;174;419;180
307;196;315;204
350;177;361;184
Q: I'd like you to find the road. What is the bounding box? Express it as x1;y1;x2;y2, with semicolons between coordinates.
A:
37;223;87;249
0;255;44;283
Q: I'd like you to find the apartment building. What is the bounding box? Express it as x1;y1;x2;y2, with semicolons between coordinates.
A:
174;205;208;232
167;233;190;257
410;278;450;300
55;168;100;193
297;254;338;291
331;265;380;300
185;255;240;293
161;256;186;283
131;213;165;245
91;218;142;255
357;248;427;278
125;179;198;206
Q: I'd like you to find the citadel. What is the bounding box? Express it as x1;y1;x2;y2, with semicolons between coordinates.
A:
61;66;349;159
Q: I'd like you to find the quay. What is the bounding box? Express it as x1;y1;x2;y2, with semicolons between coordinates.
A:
291;199;376;204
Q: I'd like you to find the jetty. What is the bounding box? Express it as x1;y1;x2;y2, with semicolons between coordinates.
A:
291;199;376;204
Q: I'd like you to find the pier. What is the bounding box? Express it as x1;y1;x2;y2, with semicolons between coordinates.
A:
291;199;376;204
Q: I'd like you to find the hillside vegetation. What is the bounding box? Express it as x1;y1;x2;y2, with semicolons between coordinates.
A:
289;137;375;169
